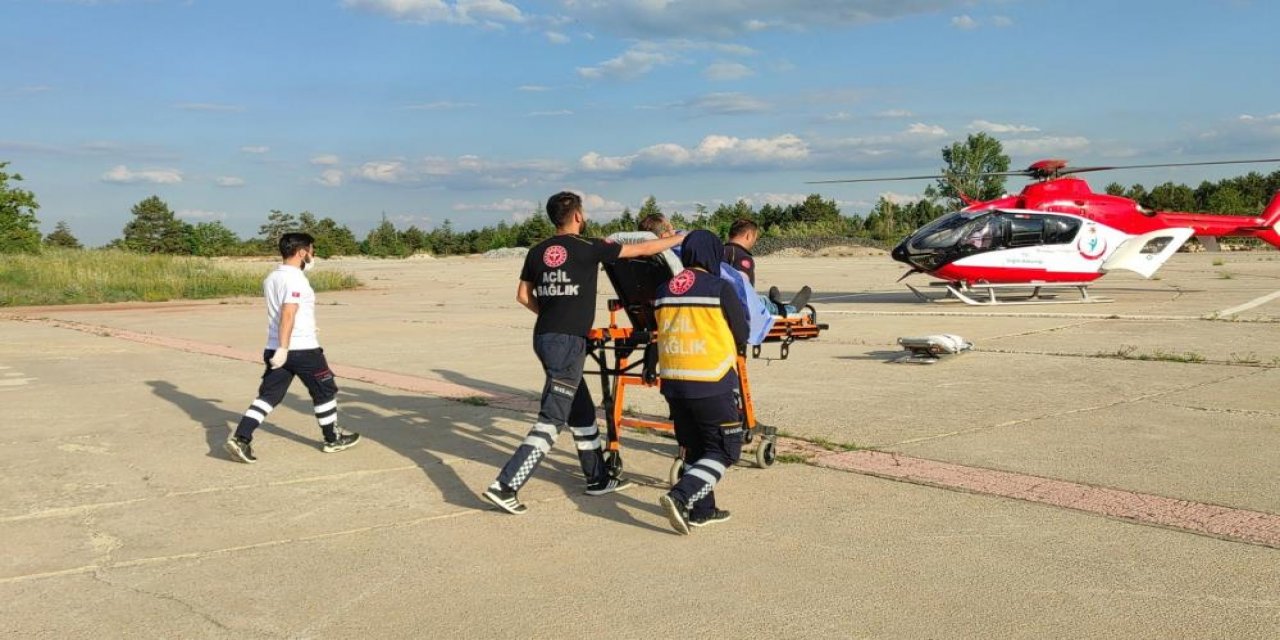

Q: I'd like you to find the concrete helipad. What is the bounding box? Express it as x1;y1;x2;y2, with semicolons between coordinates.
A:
2;251;1278;638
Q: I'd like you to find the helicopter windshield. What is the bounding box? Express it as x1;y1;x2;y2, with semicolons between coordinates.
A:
910;212;995;251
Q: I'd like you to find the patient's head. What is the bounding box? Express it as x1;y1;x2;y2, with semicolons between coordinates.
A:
638;213;675;238
728;218;759;250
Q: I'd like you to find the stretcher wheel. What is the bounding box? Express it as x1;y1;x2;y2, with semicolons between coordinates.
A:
668;457;685;487
755;439;777;468
604;451;624;479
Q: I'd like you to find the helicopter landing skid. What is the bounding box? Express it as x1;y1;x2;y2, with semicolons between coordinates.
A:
906;281;1113;306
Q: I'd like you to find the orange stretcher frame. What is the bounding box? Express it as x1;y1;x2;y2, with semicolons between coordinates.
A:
585;299;827;482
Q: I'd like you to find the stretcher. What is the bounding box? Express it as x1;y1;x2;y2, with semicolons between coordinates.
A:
584;237;827;484
753;304;827;360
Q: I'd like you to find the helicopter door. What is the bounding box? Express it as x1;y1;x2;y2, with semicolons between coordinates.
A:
1100;228;1195;278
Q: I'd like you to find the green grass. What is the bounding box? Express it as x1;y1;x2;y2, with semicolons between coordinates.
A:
455;396;490;407
0;249;360;306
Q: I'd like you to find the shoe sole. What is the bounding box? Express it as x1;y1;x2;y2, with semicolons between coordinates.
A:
482;489;527;515
585;480;634;496
321;435;361;453
223;440;255;464
659;495;690;535
690;515;731;528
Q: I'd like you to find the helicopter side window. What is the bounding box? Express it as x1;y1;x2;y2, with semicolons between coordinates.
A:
1006;216;1045;248
1042;216;1081;245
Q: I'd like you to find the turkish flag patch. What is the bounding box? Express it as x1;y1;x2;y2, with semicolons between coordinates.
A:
291;292;301;298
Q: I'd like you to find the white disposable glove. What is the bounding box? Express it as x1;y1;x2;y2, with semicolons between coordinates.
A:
268;348;289;369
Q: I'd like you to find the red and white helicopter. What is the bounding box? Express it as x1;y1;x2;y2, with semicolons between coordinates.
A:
820;158;1280;305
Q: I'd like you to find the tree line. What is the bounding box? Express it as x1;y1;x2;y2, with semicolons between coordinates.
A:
4;137;1280;257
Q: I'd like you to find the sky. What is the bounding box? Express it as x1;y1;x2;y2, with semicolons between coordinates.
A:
4;0;1280;246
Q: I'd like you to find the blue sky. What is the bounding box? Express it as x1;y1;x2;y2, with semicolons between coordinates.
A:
4;0;1279;245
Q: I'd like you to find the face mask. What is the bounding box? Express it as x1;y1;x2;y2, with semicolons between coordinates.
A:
301;252;315;272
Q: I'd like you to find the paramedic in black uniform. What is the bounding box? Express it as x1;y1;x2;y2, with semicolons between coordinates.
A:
656;230;749;534
483;191;684;515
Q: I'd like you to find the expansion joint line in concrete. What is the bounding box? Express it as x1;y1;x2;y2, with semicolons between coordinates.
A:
810;450;1280;550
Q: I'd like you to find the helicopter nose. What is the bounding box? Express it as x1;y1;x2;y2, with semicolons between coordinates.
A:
890;241;913;265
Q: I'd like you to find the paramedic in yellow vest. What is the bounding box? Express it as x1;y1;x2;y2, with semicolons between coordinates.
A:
656;230;749;534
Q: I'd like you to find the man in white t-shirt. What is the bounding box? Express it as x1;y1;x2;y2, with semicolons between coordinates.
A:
224;232;360;463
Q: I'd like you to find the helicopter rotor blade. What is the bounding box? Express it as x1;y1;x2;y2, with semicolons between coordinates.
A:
1060;158;1280;176
807;169;1029;184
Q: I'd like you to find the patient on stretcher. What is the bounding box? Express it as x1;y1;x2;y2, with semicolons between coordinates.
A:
723;219;812;318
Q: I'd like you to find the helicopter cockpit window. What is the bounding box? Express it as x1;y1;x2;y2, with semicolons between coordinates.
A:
1006;216;1045;248
1042;216;1081;244
911;212;993;251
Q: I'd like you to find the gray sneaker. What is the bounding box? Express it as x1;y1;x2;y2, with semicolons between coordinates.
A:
689;509;731;528
321;431;361;453
659;494;690;535
585;478;634;496
224;436;257;464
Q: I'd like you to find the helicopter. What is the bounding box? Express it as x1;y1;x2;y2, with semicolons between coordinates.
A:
813;158;1280;305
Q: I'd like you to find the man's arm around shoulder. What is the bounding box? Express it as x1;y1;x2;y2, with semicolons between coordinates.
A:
618;233;682;259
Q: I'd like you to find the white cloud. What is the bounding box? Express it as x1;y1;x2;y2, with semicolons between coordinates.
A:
580;133;809;175
401;101;477;110
545;31;569;44
1238;113;1280;122
560;1;984;39
1002;136;1091;156
906;122;948;136
686;92;771;115
578;47;675;80
101;165;184;185
879;191;925;205
215;176;245;187
518;85;551;92
992;15;1014;27
968;119;1041;134
821;111;854;122
876;109;914;118
528;110;573;117
174;102;244;112
579;192;628;219
356;160;412;184
348;154;569;189
341;0;524;26
317;169;345;187
704;62;754;81
240;145;270;154
452;198;538;213
310;154;341;166
951;14;978;30
3;85;52;96
177;209;227;221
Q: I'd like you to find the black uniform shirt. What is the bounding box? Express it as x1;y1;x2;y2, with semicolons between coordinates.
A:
520;234;624;337
724;242;756;286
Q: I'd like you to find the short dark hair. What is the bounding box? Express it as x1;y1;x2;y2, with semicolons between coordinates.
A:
728;218;758;239
638;213;668;235
279;232;315;259
546;191;582;227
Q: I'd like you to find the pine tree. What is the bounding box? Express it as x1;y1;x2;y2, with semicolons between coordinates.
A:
44;220;82;249
122;196;188;253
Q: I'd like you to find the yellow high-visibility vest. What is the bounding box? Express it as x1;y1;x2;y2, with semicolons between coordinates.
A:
655;295;736;382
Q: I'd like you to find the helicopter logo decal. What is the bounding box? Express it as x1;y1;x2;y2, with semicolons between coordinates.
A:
1076;226;1108;260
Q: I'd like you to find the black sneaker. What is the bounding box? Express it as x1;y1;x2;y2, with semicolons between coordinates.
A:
585;478;634;496
768;285;784;306
689;509;731;528
482;484;528;515
321;431;361;453
224;436;256;464
659;494;690;535
788;285;812;310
